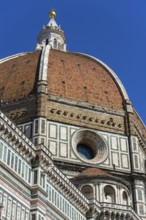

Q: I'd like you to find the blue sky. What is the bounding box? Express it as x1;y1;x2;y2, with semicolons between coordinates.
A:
0;0;146;125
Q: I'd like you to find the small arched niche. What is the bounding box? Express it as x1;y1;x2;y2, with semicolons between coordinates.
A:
81;185;94;200
123;191;128;206
104;186;116;203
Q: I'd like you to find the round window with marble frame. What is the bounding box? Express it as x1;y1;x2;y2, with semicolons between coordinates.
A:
71;129;108;164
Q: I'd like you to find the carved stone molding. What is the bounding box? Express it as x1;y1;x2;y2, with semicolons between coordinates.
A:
47;102;125;134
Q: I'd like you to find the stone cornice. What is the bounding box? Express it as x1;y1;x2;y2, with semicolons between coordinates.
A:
47;101;125;135
0;95;36;108
0;111;36;161
45;164;89;214
35;145;54;169
100;202;141;220
32;150;88;214
48;95;125;117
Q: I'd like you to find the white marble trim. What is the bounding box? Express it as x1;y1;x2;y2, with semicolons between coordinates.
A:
0;53;27;64
38;45;51;81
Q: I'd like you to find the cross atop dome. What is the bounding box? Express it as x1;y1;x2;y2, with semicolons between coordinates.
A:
36;9;67;51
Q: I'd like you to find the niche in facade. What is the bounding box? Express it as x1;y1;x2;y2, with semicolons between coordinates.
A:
81;185;94;200
123;191;128;206
104;186;116;203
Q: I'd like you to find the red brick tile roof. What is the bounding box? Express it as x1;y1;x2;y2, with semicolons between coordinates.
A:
48;50;124;110
0;50;41;102
0;49;145;135
75;168;112;179
0;49;124;110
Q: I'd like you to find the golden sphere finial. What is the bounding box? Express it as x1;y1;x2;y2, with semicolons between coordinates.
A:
49;9;56;19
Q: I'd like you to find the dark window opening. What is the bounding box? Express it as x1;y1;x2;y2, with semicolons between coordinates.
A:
77;143;94;160
32;214;36;220
46;39;49;45
34;170;38;184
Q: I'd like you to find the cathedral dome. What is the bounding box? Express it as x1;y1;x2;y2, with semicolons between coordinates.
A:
0;48;127;110
0;48;145;141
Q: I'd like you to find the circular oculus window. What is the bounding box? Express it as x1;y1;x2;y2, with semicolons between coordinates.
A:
72;130;108;164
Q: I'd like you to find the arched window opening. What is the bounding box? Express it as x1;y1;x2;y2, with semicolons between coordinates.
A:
111;212;115;219
104;186;116;203
53;38;58;49
81;185;94;200
123;191;128;206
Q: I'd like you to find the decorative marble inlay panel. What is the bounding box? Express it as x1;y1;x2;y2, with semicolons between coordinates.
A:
111;136;118;150
47;121;130;171
59;126;68;141
120;138;128;152
49;124;57;139
134;154;140;169
121;154;129;168
49;140;57;156
112;152;119;167
131;136;138;152
59;143;68;157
